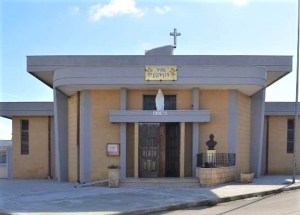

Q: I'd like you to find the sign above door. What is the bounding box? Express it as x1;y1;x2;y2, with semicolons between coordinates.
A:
145;65;177;81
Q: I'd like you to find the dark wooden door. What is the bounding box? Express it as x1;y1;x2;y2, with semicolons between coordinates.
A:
139;123;159;178
165;123;180;177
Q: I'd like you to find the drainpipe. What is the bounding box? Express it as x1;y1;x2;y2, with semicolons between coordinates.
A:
48;116;52;178
77;91;81;183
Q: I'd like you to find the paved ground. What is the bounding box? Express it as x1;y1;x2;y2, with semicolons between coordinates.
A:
152;189;300;215
0;175;300;215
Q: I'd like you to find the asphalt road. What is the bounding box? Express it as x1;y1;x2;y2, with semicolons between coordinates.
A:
152;189;300;215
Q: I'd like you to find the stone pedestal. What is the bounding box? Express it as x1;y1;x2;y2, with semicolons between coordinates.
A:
240;173;254;183
206;150;216;165
108;169;120;188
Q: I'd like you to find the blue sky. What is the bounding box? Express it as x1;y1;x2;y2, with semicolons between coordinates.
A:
0;0;298;139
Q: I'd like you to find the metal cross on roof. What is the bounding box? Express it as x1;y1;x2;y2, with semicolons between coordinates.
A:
170;28;181;48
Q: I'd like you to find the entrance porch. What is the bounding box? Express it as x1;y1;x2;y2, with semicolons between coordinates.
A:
109;109;211;178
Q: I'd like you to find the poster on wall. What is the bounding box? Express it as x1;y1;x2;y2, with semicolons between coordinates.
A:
106;143;120;156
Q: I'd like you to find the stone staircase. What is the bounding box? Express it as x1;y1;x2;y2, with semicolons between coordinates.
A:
119;177;200;187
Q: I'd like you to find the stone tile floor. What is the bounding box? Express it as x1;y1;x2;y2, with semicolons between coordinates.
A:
0;175;299;215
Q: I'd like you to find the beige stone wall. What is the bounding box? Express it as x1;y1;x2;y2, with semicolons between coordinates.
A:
68;93;78;182
267;116;300;174
199;90;229;153
199;90;251;179
236;92;251;176
90;90;120;181
12;116;49;178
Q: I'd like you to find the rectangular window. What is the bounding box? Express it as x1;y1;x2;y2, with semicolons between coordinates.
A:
143;95;156;110
21;120;29;155
287;119;294;153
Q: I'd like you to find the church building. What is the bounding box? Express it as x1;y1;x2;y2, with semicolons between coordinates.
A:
0;39;299;183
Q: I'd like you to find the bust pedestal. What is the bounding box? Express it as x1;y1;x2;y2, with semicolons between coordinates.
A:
206;150;216;166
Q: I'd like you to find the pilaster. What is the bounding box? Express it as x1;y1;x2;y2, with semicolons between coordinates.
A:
180;122;185;177
192;88;199;177
120;88;127;178
80;90;91;183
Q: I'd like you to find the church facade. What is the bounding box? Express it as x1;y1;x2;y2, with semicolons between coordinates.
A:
0;47;299;183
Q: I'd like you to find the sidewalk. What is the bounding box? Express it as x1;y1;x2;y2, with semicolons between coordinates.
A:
0;175;300;215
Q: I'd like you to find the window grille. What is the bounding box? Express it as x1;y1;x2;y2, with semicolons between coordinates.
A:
287;119;294;153
21;120;29;155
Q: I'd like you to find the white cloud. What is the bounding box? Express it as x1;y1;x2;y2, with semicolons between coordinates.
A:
231;0;248;7
155;6;172;14
89;0;145;21
69;6;79;14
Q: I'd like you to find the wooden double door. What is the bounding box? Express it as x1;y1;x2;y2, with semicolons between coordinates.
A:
139;123;180;178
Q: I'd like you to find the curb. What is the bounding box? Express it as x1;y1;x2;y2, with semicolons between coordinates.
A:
117;183;300;215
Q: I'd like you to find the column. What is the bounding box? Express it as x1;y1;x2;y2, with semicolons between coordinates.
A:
192;88;199;177
228;90;238;153
80;90;91;183
250;89;265;178
180;122;185;177
50;116;56;179
134;122;139;178
120;88;127;178
53;89;69;182
228;90;238;181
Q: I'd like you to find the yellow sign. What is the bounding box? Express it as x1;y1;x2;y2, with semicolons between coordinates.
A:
145;65;177;81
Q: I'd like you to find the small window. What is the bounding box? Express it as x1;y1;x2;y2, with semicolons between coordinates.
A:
287;119;294;153
21;120;29;155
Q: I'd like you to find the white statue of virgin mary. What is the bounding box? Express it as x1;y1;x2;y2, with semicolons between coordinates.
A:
155;89;164;111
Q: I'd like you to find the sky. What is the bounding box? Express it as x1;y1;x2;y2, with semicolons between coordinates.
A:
0;0;298;139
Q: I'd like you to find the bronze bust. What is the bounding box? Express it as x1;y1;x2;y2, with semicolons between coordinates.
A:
206;134;217;150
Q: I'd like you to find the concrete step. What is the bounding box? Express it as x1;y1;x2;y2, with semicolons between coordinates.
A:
119;177;199;187
75;179;109;188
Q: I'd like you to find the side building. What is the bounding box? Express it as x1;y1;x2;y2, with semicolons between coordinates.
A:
0;102;55;179
263;102;300;175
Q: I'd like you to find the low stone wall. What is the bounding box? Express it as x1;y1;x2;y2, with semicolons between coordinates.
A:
196;167;236;187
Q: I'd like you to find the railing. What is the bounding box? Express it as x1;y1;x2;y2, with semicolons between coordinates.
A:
197;153;236;168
